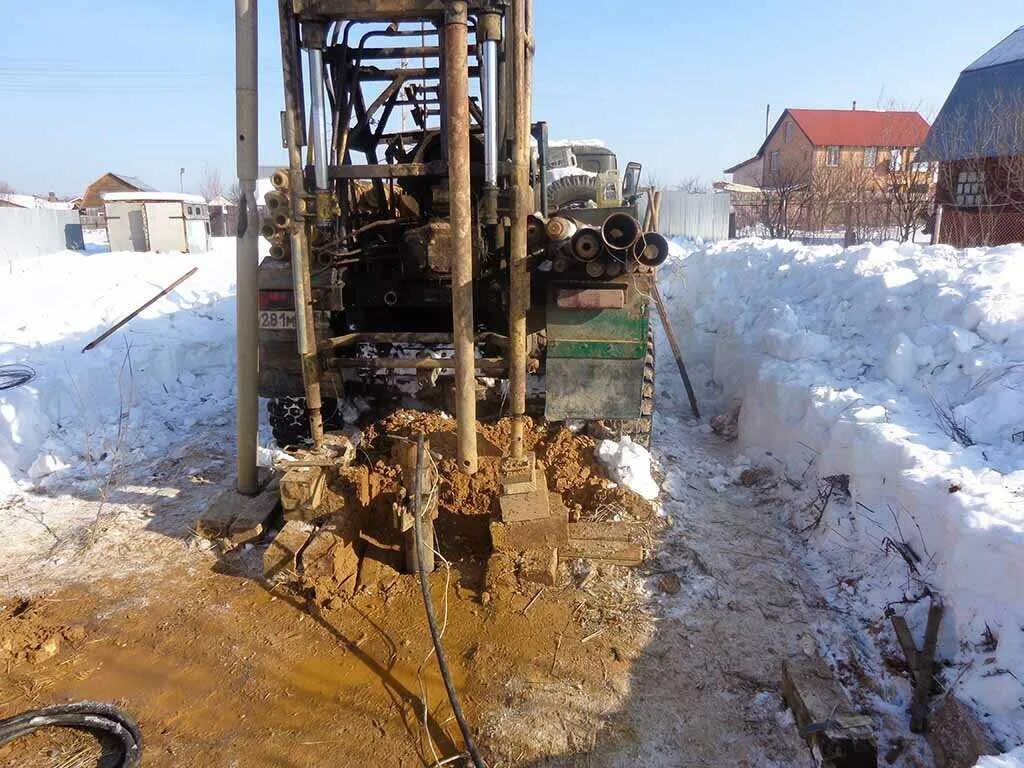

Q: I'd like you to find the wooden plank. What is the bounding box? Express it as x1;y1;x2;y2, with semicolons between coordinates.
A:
782;655;878;768
566;521;648;543
911;598;944;733
890;614;920;671
561;540;644;566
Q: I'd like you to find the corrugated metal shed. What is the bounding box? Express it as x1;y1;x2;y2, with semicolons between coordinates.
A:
919;26;1024;162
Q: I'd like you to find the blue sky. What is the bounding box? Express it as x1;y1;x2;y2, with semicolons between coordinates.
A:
0;1;1018;196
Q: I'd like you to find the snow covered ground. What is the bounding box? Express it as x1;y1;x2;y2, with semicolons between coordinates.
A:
0;236;241;497
662;236;1024;752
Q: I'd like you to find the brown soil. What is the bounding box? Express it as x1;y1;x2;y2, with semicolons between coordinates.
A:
0;597;86;666
0;560;648;767
0;409;656;767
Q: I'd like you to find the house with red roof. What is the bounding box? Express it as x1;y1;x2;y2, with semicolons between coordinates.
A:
724;108;931;188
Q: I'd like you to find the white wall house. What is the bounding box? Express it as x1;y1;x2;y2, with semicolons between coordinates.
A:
103;192;210;253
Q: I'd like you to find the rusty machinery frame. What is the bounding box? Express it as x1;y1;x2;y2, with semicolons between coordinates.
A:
264;0;533;481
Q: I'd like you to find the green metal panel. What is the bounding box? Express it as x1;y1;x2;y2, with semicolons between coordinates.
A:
545;278;650;360
543;270;652;419
545;358;645;421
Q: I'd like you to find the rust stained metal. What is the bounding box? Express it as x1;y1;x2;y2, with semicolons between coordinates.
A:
555;287;626;310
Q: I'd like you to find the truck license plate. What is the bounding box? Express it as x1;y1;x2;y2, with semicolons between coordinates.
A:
259;310;296;330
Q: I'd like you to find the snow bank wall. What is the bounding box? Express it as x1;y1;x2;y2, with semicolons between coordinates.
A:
0;208;80;269
662;239;1024;662
0;241;239;494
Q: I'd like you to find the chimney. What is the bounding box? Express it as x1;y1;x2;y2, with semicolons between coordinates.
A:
852;100;857;111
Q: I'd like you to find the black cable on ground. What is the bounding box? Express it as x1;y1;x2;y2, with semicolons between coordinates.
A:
0;700;142;767
0;363;35;391
413;434;488;768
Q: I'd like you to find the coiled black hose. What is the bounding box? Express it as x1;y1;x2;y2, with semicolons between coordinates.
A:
413;435;488;768
0;363;35;391
0;701;142;767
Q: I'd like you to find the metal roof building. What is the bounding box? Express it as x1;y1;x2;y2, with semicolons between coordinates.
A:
919;26;1024;162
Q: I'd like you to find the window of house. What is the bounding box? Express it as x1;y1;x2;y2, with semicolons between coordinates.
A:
785;121;793;144
863;146;878;168
826;146;840;166
889;148;904;172
955;170;985;207
910;148;929;174
187;206;194;215
769;150;780;172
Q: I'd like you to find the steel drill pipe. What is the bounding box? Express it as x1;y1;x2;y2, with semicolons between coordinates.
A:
507;0;532;462
278;0;324;448
546;215;577;242
601;212;641;252
633;231;671;268
264;190;288;212
527;214;549;251
571;227;603;262
270;168;289;191
445;1;478;475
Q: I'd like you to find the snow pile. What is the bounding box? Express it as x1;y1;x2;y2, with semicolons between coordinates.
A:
978;747;1024;768
0;239;240;495
596;436;660;500
661;237;1024;743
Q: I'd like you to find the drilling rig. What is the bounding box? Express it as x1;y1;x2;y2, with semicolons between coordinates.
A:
246;0;667;519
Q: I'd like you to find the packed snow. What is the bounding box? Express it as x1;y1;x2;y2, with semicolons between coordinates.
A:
661;236;1024;749
978;746;1024;768
595;436;660;500
0;237;241;496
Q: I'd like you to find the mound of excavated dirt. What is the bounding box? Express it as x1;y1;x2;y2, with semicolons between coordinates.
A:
364;409;655;525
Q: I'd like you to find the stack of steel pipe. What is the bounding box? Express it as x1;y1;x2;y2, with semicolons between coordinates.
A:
261;171;292;259
538;211;668;276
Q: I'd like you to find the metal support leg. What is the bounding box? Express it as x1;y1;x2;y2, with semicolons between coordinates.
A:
235;0;259;494
278;0;324;449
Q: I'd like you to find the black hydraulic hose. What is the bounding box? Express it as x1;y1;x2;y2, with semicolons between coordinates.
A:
0;701;142;767
413;435;488;768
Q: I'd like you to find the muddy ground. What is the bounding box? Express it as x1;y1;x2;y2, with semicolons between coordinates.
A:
0;354;934;766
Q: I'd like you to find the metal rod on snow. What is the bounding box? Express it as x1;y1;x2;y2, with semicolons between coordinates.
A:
81;267;198;353
652;279;700;420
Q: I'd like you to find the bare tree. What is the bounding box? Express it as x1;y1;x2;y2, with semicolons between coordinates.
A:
676;175;709;194
199;166;223;202
758;153;812;239
0;180;13;195
877;148;935;242
225;182;241;205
